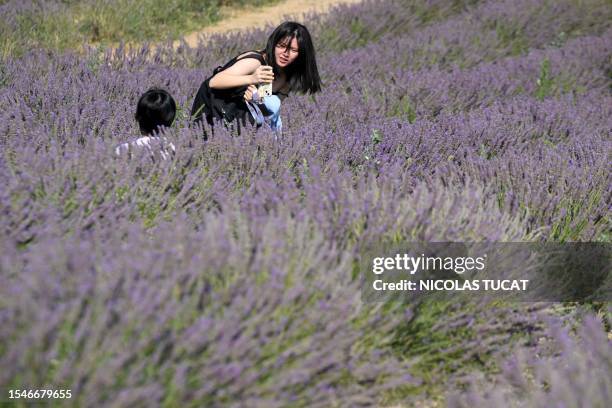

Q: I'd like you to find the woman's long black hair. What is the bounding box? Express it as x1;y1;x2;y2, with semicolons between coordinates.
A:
264;22;321;94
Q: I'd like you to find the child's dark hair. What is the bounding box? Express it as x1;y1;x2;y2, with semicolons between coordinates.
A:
264;21;321;94
135;88;176;135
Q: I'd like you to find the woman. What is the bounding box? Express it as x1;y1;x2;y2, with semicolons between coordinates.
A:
190;21;321;135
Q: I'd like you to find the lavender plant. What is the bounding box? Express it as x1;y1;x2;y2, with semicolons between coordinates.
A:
1;0;610;405
447;313;612;408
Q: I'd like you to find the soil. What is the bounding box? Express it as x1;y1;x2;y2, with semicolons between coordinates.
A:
104;0;363;57
179;0;364;48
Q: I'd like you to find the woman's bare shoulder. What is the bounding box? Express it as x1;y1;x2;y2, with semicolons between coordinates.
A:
236;49;266;61
221;57;262;75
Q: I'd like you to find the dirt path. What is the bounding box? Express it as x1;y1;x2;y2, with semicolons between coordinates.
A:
177;0;364;48
104;0;363;56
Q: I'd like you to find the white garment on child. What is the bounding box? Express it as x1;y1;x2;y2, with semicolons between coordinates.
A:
115;136;176;160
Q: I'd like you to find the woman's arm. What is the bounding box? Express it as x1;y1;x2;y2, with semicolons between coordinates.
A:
209;58;274;89
243;85;258;102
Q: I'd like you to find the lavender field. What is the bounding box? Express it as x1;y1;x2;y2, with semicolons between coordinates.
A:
1;0;611;406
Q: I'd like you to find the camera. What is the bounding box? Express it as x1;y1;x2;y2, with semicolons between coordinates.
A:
257;82;272;97
257;65;273;97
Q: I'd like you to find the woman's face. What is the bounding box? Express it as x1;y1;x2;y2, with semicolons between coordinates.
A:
275;36;299;68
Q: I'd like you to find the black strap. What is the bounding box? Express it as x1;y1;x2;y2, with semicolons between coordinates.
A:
236;50;266;65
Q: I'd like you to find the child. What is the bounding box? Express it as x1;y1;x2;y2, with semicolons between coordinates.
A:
115;88;177;159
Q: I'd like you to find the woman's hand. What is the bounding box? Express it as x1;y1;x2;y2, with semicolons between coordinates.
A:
251;65;274;85
243;85;258;102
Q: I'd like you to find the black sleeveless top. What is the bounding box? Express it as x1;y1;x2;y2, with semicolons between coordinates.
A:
190;51;268;131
